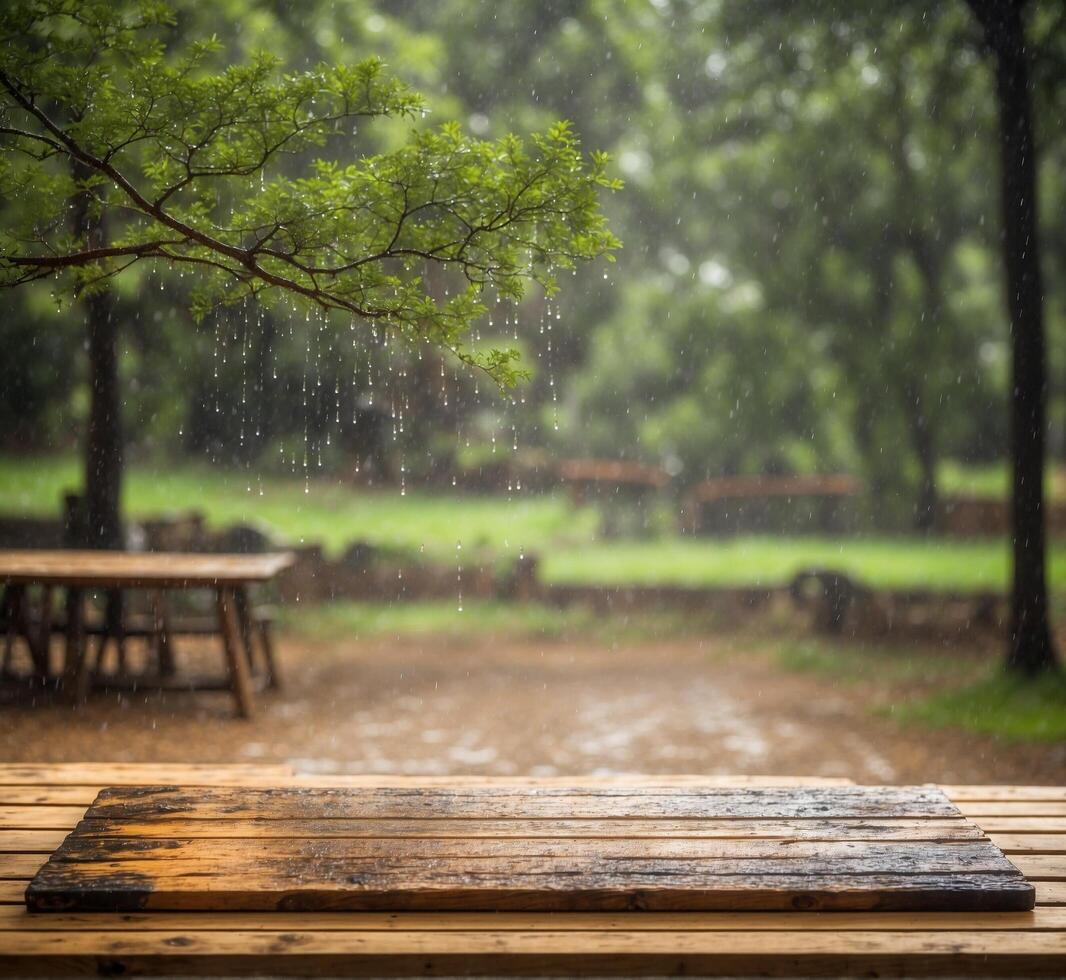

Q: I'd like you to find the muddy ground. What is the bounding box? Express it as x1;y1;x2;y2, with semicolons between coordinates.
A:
1;626;1063;784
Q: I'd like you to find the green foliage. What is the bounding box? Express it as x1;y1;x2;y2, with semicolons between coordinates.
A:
900;671;1066;742
10;454;1066;594
778;639;1066;742
2;0;1065;523
0;0;618;387
540;535;1066;594
0;454;599;560
279;598;719;645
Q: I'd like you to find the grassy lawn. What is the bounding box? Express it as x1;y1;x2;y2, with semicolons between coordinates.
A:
0;455;597;560
938;460;1064;500
778;639;1066;742
540;536;1066;593
279;599;718;645
3;454;1066;593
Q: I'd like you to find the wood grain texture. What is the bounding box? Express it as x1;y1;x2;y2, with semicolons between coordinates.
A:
1;771;1065;975
25;784;1034;914
2;927;1066;978
0;550;294;588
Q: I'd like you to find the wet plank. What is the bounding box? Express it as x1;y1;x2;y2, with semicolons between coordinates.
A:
0;763;295;786
945;786;1066;802
72;816;983;841
2;926;1065;978
26;785;1034;913
3;902;1065;931
79;784;967;821
0;550;294;589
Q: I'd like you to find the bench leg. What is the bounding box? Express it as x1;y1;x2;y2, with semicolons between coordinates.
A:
234;587;280;690
233;587;259;678
34;586;53;681
106;589;127;677
217;587;254;719
151;590;175;679
1;585;20;677
258;619;282;691
61;587;89;705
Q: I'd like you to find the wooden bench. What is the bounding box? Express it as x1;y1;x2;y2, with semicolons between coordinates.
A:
0;551;293;717
0;764;1063;975
683;474;863;535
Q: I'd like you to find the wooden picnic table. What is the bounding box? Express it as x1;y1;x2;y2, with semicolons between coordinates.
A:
0;550;294;718
0;765;1064;976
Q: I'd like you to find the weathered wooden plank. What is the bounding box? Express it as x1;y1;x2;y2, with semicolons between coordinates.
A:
0;787;99;806
286;774;856;788
27;785;1033;914
0;854;43;879
990;834;1066;854
1037;881;1066;904
28;866;1035;913
44;837;1014;868
0;807;91;830
71;816;982;841
0;764;294;786
973;817;1066;833
0;830;67;853
0;550;294;588
0;927;1064;979
945;786;1066;802
2;903;1064;932
84;785;965;821
0;880;28;903
958;802;1066;817
1014;856;1066;879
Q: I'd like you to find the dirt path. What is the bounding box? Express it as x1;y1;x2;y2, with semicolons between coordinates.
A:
0;631;1062;783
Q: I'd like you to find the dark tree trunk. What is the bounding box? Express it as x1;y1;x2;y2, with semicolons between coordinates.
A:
907;239;948;535
84;289;122;549
72;161;123;550
904;382;939;533
967;0;1058;673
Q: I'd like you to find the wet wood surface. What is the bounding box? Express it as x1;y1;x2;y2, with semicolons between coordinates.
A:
2;766;1064;975
25;784;1034;913
0;550;294;589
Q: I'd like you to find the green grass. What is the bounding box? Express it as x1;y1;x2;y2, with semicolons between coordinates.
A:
0;455;597;560
4;454;1066;593
541;536;1066;594
938;459;1064;500
777;639;1066;742
279;599;718;644
777;639;970;686
900;672;1066;742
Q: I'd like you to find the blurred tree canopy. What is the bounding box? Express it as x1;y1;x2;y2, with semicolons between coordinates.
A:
0;0;618;539
1;0;1063;534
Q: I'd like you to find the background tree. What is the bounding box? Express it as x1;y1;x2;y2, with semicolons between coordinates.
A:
0;0;619;545
964;0;1059;673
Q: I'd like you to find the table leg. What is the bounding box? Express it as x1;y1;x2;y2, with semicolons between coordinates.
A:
216;587;254;719
258;616;282;691
34;586;53;681
0;585;19;677
62;587;89;705
151;590;175;679
236;586;281;690
233;587;259;678
104;589;127;677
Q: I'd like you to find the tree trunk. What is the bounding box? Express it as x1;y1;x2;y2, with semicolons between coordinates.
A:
906;239;948;535
84;289;122;549
72;161;123;550
968;0;1058;673
904;381;939;533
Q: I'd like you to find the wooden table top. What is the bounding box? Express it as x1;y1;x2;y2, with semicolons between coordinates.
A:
0;550;295;588
0;765;1063;976
23;784;1034;914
